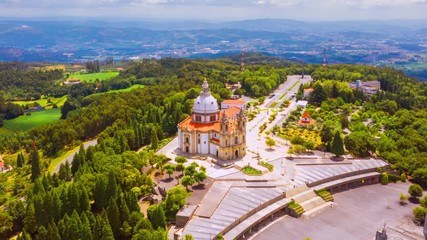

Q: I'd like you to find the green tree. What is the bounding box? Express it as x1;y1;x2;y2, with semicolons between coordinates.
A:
265;138;276;150
164;164;176;179
147;204;166;230
162;186;188;220
106;171;118;201
194;171;207;185
47;223;61;240
0;209;13;236
181;176;195;190
31;148;41;182
330;131;344;157
413;168;427;187
94;175;108;210
71;153;81;175
310;84;328;104
408;184;423;198
58;161;72;181
175;156;187;164
17;153;24;168
344;131;375;157
176;163;185;176
413;206;427;223
151;128;159;150
107;198;121;237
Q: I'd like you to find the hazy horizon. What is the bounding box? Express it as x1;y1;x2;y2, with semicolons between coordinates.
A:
1;0;427;21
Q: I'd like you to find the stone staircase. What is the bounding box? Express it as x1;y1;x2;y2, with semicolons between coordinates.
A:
293;190;335;220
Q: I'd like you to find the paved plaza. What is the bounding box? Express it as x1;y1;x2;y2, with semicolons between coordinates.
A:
251;182;424;240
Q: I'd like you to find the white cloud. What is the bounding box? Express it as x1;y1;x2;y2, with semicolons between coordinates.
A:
330;0;427;8
0;0;427;20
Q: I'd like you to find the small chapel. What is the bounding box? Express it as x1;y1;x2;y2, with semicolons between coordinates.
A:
177;80;247;161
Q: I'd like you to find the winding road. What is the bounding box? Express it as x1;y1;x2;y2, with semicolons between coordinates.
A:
53;139;98;173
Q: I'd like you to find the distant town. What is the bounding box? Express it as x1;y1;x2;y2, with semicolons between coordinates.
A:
0;19;426;81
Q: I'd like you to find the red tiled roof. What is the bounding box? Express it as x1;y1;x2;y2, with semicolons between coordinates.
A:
178;107;242;133
304;88;314;93
302;111;311;118
222;99;245;105
0;162;4;168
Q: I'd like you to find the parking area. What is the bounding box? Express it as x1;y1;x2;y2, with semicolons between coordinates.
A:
252;182;424;240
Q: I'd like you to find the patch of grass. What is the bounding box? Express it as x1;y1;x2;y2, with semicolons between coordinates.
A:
259;161;274;172
288;200;305;215
241;166;263;175
12;95;67;109
315;189;334;202
92;84;145;96
3;108;61;132
69;72;119;82
270;101;278;108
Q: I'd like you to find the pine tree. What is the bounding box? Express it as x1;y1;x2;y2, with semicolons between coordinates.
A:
58;162;71;181
107;198;121;237
85;146;95;164
106;171;117;201
71;153;81;175
30;148;41;182
94;175;108;210
23;203;36;234
100;210;115;240
118;195;130;223
36;225;48;240
47;223;61;240
125;192;140;213
68;185;80;213
51;191;62;222
17;153;24;168
332;83;339;98
80;212;93;240
79;186;90;213
331;131;344;157
150;128;159;150
310;84;328;104
78;144;86;164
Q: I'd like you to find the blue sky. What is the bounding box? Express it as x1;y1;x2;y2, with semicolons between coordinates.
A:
1;0;427;20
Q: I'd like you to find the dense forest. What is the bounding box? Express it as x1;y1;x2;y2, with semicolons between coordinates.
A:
0;56;426;239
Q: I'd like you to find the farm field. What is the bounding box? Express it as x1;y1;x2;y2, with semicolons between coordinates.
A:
2;108;61;133
69;71;119;82
12;96;67;109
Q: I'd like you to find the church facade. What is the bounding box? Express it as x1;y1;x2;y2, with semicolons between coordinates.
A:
177;80;247;161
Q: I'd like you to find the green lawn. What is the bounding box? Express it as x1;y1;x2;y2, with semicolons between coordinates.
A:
69;71;119;82
2;108;61;133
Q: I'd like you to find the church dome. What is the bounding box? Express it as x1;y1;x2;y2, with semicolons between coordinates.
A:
193;80;219;114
